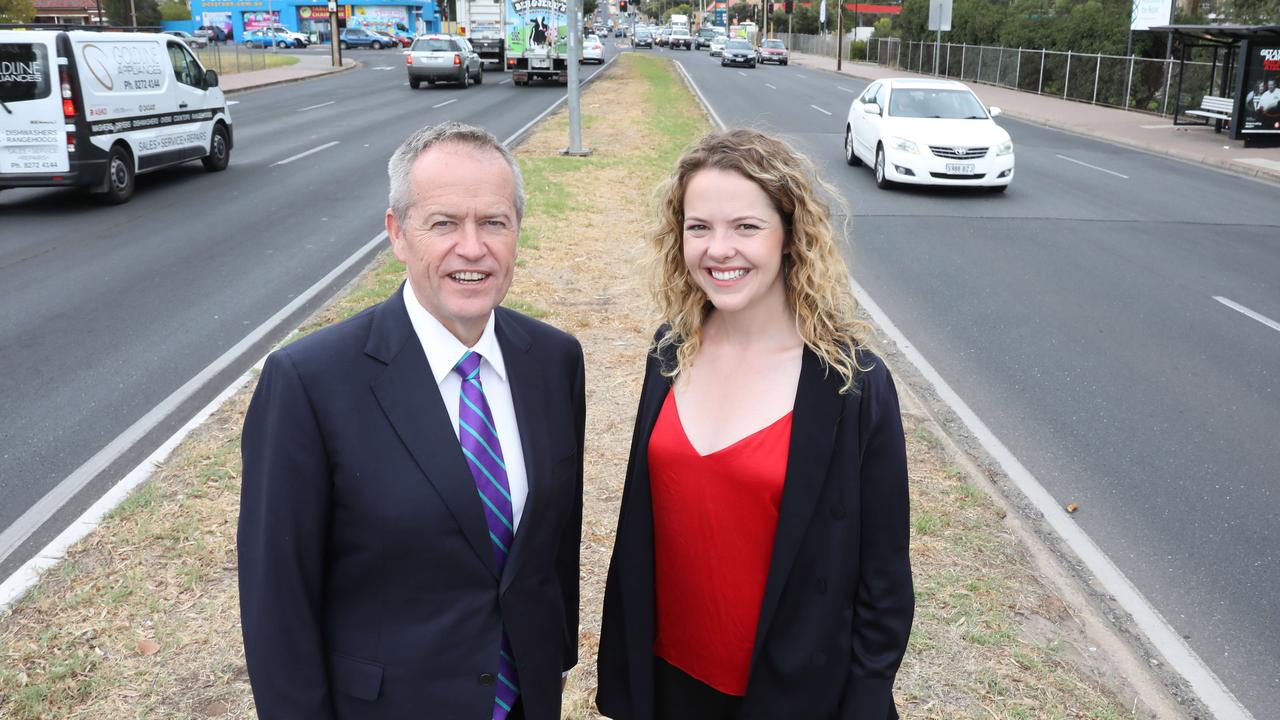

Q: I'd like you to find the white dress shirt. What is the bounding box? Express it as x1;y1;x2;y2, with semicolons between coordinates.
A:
402;282;529;532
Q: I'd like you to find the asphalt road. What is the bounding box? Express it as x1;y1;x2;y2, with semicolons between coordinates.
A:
650;45;1280;716
0;46;615;580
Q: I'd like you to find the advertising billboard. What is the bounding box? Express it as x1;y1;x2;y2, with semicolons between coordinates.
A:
1130;0;1172;32
1242;44;1280;135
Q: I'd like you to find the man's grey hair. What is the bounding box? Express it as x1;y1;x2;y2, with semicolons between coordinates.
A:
387;122;525;225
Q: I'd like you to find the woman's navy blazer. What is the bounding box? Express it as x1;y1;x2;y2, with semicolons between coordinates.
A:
596;336;914;720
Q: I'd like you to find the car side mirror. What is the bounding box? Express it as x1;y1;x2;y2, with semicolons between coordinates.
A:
204;69;219;88
989;106;1002;117
863;102;881;115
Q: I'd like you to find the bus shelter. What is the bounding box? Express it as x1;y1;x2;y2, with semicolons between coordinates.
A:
1153;24;1280;145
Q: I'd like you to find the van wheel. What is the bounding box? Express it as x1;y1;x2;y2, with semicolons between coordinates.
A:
203;124;231;172
101;146;135;204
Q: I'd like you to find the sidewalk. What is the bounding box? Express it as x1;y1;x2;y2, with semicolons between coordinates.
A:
791;51;1280;183
218;50;358;94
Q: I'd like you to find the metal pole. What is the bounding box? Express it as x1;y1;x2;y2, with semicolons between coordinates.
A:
1124;54;1133;110
996;45;1003;85
932;1;940;76
945;42;950;76
896;36;901;68
564;0;590;156
1092;53;1100;103
1039;48;1044;93
976;43;982;82
1015;47;1020;89
960;43;965;79
1064;50;1071;98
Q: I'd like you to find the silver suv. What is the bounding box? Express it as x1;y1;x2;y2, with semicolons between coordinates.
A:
406;35;483;89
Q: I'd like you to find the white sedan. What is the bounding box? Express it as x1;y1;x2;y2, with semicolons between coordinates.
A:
581;34;605;63
709;35;727;56
844;78;1014;191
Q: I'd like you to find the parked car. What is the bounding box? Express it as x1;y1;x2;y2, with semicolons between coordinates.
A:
709;34;727;56
405;34;483;88
195;24;227;42
581;34;604;63
721;38;755;67
243;29;302;49
165;30;209;48
266;24;311;47
844;78;1014;191
756;37;788;64
339;27;391;49
633;29;653;48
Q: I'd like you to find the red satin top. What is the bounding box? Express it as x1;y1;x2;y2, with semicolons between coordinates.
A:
648;391;793;696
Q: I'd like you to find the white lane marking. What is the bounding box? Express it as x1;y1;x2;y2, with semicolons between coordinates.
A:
0;229;388;585
371;65;395;70
838;86;855;93
433;98;458;109
296;100;335;112
795;73;807;78
1054;153;1129;179
765;83;776;89
271;141;340;166
672;60;726;131
738;71;747;76
499;78;511;84
810;104;832;116
1214;296;1280;334
226;100;240;105
850;277;1258;720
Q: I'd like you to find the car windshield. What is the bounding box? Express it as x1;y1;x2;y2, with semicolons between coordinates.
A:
763;40;784;48
727;40;751;50
888;88;989;119
412;38;456;51
636;31;650;38
699;29;715;37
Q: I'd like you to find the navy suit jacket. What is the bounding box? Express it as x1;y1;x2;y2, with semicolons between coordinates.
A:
238;286;585;720
596;337;913;720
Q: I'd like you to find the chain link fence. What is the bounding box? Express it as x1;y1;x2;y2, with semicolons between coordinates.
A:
194;43;282;74
776;33;1231;118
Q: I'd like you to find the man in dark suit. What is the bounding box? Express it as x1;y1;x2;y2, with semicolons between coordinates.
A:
238;122;585;720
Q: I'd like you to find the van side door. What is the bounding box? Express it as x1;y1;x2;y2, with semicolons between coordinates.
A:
159;41;214;166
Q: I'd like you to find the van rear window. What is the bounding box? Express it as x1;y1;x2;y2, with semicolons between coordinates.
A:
0;43;51;103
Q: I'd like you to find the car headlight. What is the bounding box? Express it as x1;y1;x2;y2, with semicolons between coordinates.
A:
888;136;919;154
996;140;1013;156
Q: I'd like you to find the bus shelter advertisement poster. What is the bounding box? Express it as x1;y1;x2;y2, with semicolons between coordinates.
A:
1243;44;1280;134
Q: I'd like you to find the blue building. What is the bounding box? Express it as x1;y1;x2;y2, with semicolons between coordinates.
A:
177;0;440;42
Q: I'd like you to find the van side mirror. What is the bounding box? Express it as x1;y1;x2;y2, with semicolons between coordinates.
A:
204;69;219;88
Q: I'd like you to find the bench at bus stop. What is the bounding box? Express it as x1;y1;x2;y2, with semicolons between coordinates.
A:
1184;95;1234;133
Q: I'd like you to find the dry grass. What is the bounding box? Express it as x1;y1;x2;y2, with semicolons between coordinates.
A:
0;54;1165;720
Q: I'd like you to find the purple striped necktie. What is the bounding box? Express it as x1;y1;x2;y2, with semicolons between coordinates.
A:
453;350;520;720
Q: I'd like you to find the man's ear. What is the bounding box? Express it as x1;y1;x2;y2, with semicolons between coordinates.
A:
386;209;408;263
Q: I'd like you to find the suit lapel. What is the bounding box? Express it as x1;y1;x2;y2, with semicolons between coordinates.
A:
367;288;499;579
748;347;844;674
495;309;541;596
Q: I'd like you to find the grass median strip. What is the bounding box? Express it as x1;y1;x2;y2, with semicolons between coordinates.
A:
1;54;1148;719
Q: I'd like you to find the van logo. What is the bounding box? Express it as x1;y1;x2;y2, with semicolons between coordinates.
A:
82;44;114;91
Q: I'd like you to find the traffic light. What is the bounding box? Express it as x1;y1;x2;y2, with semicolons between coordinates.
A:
785;0;793;12
619;0;627;11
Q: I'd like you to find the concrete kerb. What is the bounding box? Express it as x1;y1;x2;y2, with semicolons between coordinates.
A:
791;54;1280;186
224;58;361;95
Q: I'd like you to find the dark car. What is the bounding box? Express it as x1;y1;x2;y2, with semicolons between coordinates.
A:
695;27;716;49
633;29;653;48
721;38;755;68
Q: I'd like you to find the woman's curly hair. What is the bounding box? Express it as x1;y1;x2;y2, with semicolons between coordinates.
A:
648;128;871;393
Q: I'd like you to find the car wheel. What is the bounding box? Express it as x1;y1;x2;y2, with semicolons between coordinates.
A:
460;69;470;88
474;66;483;84
340;40;349;49
371;41;382;49
202;124;231;172
100;145;135;204
277;41;288;48
781;60;788;65
844;126;862;167
243;40;253;47
875;145;893;189
409;77;421;89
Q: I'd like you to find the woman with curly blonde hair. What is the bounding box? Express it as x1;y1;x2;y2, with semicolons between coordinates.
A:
596;129;914;720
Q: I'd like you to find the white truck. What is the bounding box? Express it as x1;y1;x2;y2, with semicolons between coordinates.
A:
668;13;692;50
458;0;510;69
507;0;570;85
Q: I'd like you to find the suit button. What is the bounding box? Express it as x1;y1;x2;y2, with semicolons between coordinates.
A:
816;577;828;594
478;673;496;686
830;504;846;520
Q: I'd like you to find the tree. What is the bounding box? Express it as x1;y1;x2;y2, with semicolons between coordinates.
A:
0;0;35;23
158;0;191;21
662;3;692;22
728;1;754;23
583;0;599;16
1218;0;1280;23
104;0;161;26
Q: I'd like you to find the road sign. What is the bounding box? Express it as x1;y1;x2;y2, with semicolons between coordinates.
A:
927;0;951;32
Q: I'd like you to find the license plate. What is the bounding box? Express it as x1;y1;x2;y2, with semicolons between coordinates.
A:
531;58;550;69
945;163;975;174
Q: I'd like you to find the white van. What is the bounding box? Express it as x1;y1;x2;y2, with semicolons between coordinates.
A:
0;29;233;203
